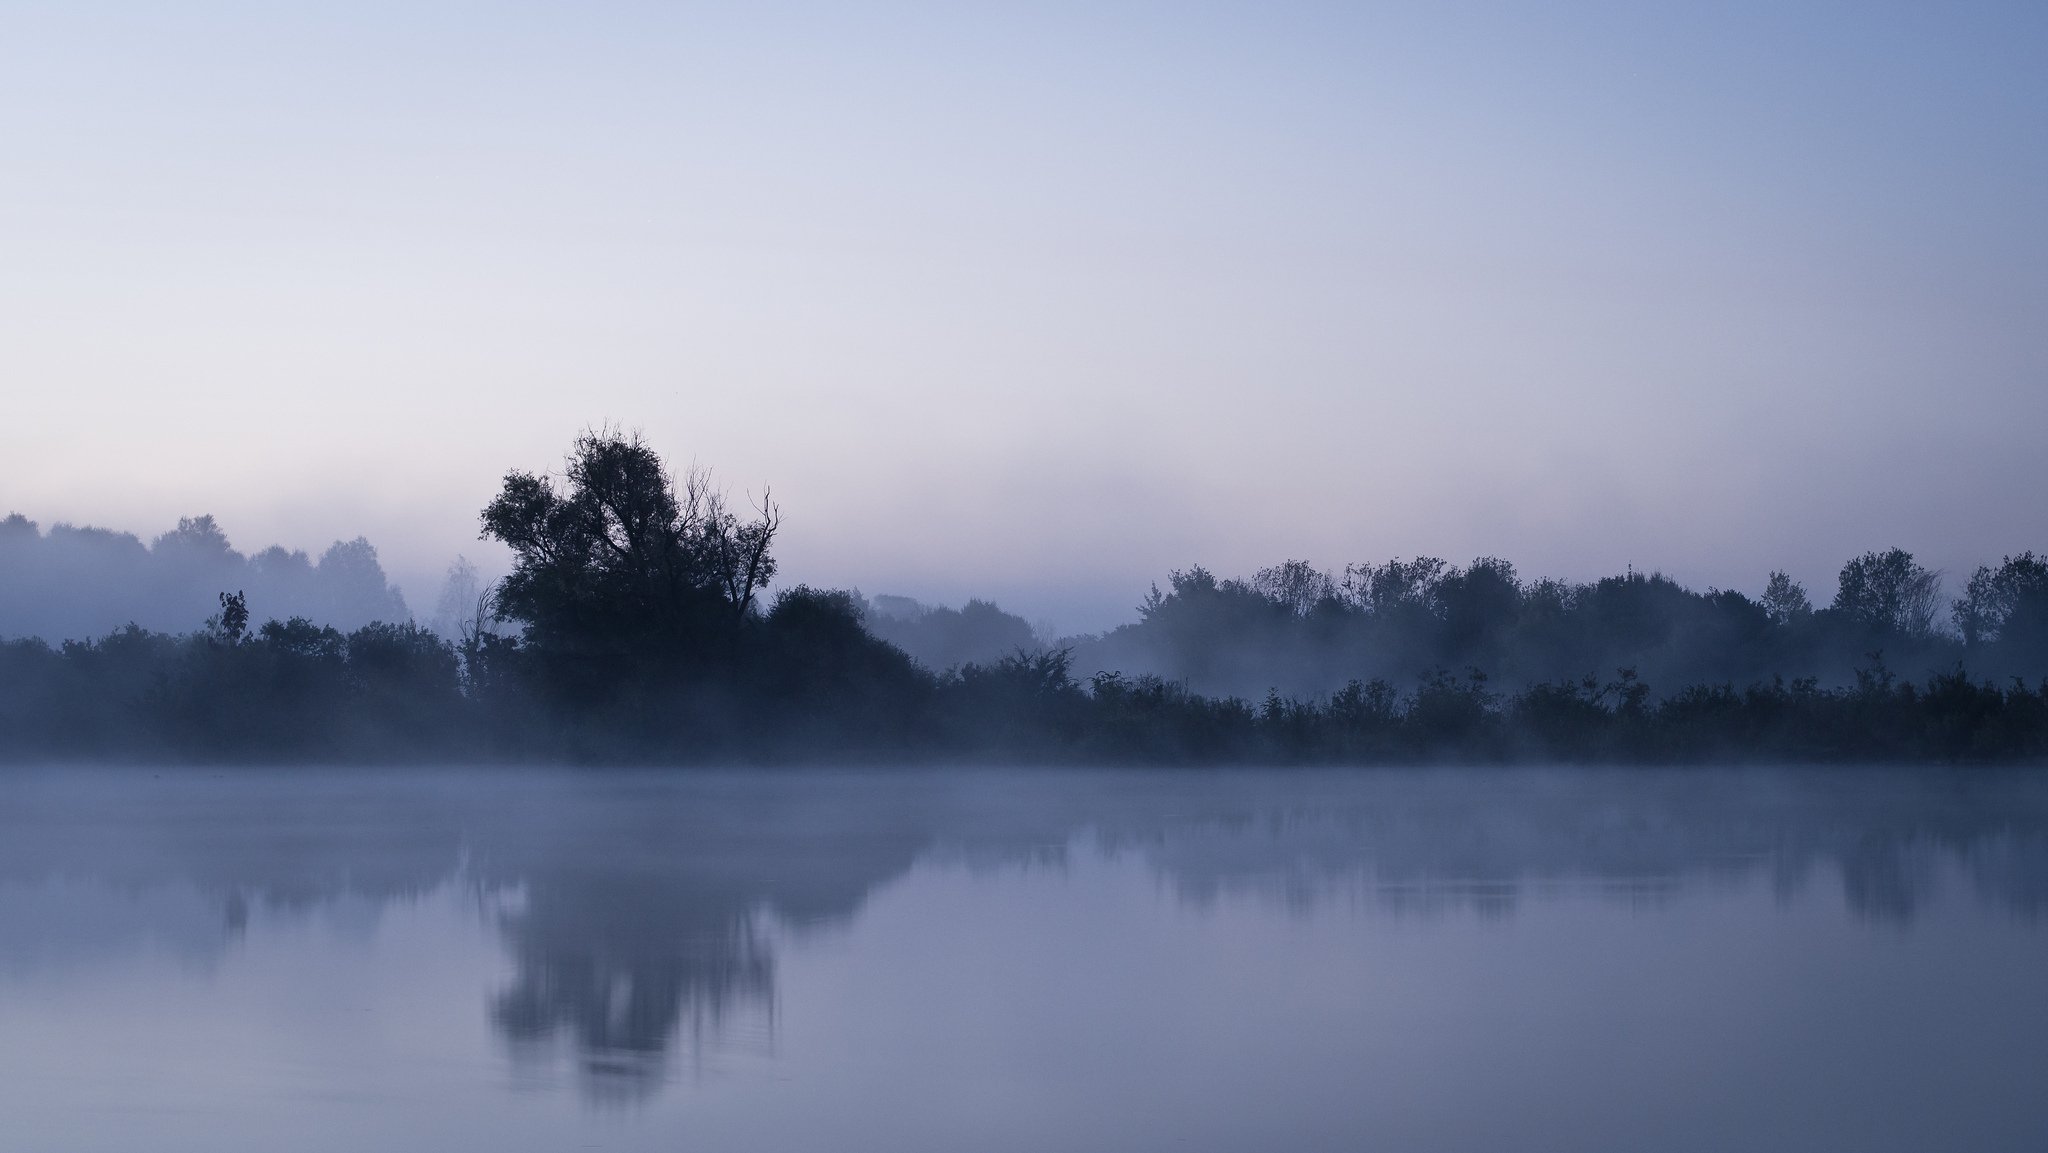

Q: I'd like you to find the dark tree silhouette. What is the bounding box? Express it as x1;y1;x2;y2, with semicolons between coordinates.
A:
212;590;249;645
479;429;780;692
1956;553;2048;647
1833;548;1941;638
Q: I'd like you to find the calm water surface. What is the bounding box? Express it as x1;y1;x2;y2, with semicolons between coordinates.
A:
2;767;2045;1152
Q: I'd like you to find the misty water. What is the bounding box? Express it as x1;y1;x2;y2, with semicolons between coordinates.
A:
3;767;2046;1152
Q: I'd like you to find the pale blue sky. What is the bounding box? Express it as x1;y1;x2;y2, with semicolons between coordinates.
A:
3;1;2044;630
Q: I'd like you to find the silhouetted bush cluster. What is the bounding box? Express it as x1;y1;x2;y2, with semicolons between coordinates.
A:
3;432;2045;765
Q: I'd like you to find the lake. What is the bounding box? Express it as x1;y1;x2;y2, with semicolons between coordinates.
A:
2;766;2045;1152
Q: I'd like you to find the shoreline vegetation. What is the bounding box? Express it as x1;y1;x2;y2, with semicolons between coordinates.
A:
4;431;2046;765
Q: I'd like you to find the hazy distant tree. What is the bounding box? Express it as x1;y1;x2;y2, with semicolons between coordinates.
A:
1761;571;1812;627
863;596;1040;671
430;556;485;640
145;515;246;629
1122;564;1317;696
0;513;37;544
244;545;314;622
152;514;239;563
1;511;436;643
315;537;409;627
865;594;927;623
1253;560;1338;618
50;523;147;559
953;599;1038;651
1833;549;1941;637
0;516;43;639
1343;557;1448;617
23;524;148;639
249;545;313;580
151;515;243;594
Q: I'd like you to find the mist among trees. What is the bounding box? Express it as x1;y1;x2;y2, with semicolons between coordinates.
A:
858;595;1044;674
0;512;408;641
1059;547;2048;702
3;431;2046;765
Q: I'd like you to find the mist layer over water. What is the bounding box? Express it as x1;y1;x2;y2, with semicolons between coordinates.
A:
1;767;2045;1152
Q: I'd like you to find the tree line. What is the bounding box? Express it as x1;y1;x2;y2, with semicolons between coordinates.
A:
2;430;2045;764
0;511;409;642
1059;546;2048;703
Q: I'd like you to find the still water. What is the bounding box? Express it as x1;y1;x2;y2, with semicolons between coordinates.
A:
1;767;2045;1152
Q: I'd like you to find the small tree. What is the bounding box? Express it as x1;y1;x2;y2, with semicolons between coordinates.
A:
208;590;250;645
1760;571;1812;627
1253;560;1337;617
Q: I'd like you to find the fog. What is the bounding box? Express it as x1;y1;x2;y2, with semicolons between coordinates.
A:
855;551;2048;705
0;512;412;642
6;3;2047;1148
858;595;1048;675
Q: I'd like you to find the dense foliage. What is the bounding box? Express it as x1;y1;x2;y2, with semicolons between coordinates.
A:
3;432;2046;765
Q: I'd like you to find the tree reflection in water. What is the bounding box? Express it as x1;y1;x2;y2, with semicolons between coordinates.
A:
463;775;935;1100
2;767;2048;1102
490;877;776;1102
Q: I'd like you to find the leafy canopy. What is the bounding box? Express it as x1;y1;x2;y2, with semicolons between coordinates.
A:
480;429;779;661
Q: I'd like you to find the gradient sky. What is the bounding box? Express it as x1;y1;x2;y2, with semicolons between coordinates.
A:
3;1;2044;631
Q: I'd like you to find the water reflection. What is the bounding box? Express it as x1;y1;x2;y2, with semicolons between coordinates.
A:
471;782;930;1100
490;880;775;1102
2;767;2046;1103
1103;772;2048;926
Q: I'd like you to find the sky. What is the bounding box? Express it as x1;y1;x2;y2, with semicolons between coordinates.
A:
3;0;2044;632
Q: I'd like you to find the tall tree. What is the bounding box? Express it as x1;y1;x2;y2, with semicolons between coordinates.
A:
480;429;779;674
